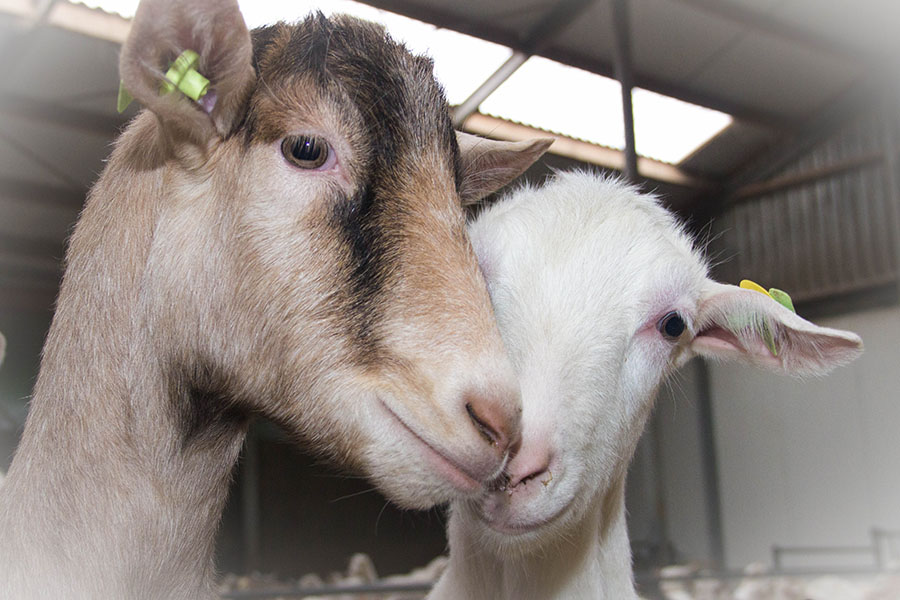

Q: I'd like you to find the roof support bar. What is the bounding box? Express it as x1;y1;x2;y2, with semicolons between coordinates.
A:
451;51;528;127
452;0;595;126
611;0;638;182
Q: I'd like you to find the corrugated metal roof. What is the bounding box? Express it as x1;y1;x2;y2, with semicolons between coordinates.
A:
0;0;896;310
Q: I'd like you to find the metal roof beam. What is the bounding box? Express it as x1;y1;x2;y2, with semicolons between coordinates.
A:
537;47;795;131
611;0;637;182
357;0;794;131
519;0;597;51
452;51;528;127
452;0;595;126
670;0;872;66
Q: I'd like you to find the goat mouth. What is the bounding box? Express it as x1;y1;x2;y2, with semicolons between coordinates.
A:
378;399;482;493
486;471;511;493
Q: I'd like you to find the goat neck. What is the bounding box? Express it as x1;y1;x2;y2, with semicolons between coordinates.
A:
0;118;245;598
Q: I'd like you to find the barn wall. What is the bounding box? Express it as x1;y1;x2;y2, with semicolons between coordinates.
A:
709;109;899;304
627;360;716;567
710;304;900;570
641;104;900;572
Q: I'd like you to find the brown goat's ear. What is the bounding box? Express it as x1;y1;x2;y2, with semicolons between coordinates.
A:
119;0;256;146
456;132;554;205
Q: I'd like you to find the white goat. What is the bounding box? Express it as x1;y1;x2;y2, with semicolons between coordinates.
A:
429;171;864;600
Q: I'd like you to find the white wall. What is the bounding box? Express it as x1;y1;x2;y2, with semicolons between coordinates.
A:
709;304;900;569
656;361;715;564
627;360;716;565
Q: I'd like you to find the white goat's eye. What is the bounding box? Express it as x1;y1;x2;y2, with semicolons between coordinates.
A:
657;311;686;340
281;135;330;169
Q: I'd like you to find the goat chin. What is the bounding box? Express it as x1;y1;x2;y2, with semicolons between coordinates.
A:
432;171;862;600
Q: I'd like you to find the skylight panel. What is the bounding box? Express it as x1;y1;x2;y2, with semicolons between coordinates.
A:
478;56;732;164
479;56;626;149
633;88;732;164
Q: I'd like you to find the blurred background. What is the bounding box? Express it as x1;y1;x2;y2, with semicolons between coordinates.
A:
0;0;898;597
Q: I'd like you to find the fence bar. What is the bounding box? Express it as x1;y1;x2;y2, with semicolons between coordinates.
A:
222;581;432;599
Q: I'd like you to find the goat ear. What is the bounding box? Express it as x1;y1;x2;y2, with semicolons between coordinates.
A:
0;332;5;367
456;132;554;205
119;0;255;146
690;281;862;377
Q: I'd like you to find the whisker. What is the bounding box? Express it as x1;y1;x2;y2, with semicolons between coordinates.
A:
330;487;380;503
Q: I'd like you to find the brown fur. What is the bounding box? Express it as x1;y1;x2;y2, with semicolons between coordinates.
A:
0;1;551;598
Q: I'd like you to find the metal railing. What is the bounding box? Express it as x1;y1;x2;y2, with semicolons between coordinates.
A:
772;528;900;572
221;581;431;599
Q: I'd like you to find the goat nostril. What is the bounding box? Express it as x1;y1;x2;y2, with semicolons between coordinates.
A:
465;401;505;448
505;444;553;489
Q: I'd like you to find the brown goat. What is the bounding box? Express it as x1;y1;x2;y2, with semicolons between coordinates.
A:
0;1;550;597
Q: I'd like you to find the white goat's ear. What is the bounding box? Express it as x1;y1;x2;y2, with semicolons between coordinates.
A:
456;132;554;205
0;332;5;367
690;281;863;377
119;0;256;146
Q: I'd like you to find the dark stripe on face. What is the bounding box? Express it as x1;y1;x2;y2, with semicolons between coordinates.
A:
330;182;393;358
246;15;462;357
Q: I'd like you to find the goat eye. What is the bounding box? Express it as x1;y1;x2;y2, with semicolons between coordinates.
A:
281;135;330;169
657;311;686;340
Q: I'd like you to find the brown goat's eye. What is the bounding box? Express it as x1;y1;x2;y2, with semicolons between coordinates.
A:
657;311;686;340
281;135;330;169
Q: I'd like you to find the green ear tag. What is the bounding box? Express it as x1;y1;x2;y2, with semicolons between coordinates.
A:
739;279;788;357
117;80;134;113
117;49;209;113
160;49;210;101
768;288;796;314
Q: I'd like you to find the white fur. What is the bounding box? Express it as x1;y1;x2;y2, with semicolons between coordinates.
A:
430;171;863;600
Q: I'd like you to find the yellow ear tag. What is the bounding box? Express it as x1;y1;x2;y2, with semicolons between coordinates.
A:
740;279;770;296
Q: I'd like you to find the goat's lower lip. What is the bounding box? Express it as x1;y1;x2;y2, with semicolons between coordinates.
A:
478;488;568;535
379;400;482;493
478;503;556;535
